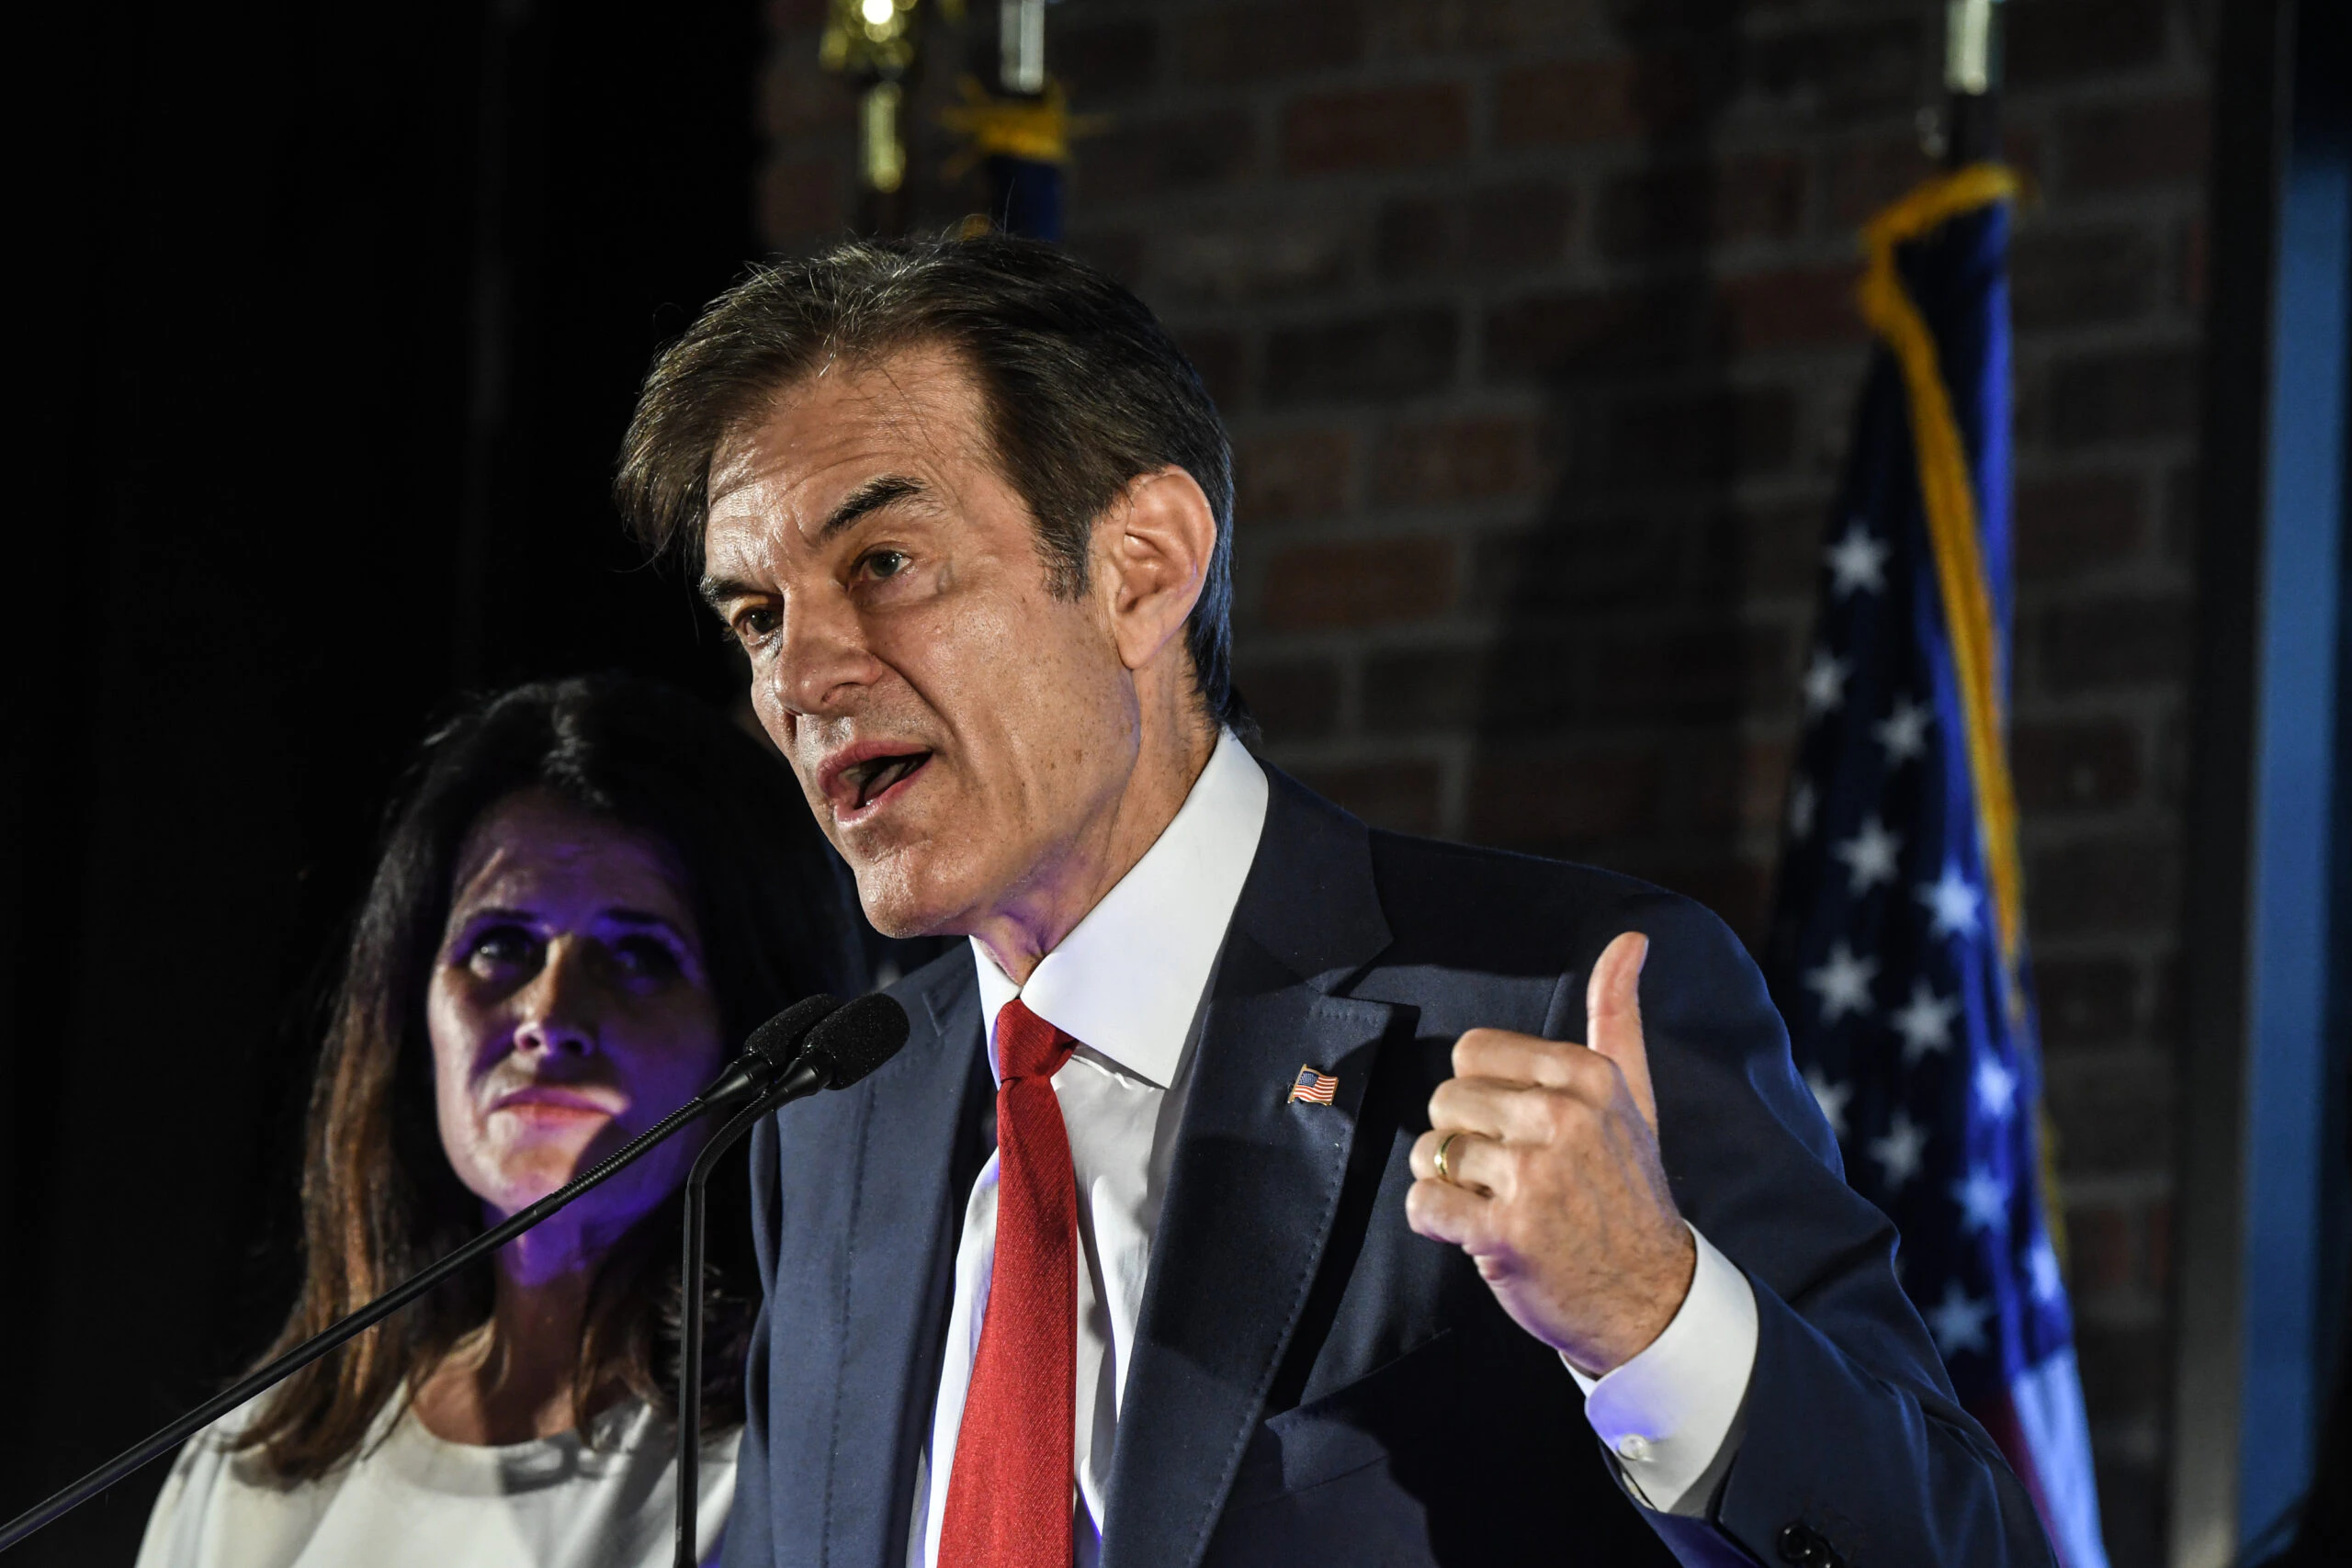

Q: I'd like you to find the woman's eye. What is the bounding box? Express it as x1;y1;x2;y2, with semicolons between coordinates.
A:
610;937;683;982
465;926;539;972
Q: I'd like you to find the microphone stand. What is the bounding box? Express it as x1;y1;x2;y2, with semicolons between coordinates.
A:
0;989;846;1555
671;1081;788;1568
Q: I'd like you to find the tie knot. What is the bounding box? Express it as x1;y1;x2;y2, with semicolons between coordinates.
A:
994;998;1077;1084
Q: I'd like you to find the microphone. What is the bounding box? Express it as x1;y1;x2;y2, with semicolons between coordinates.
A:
673;992;910;1567
699;991;846;1110
0;992;854;1553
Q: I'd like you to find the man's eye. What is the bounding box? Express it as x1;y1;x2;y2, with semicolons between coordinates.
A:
734;606;780;644
859;549;910;581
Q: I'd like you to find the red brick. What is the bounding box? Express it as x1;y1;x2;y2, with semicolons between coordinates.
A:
1369;0;1583;55
759;51;854;138
1053;18;1161;98
1157;216;1354;304
1720;265;1866;351
1483;284;1719;380
1232;656;1342;740
1363;646;1488;732
1467;747;1668;844
1259;536;1455;630
1377;183;1574;280
1174;329;1249;413
2014;718;2144;812
1495;49;1736;147
757;156;849;247
2035;956;2139;1051
2011;224;2165;331
2059;93;2211;194
2161;462;2199;567
1596;156;1808;260
1650;857;1774;949
2180;213;2207;313
1588;625;1795;722
2016;472;2148;581
1283;82;1470;175
1067;225;1147;292
1296;760;1442;834
2026;838;2180;939
2064;1201;2138;1294
2006;0;2168;88
2046;346;2200;449
1235;426;1354;523
1370;415;1544;507
1265;309;1458;404
1823;134;1941;229
2034;592;2195;694
1747;19;1923;119
1178;3;1365;85
1683;736;1796;834
1571;387;1799;491
1467;522;1681;617
2044;1047;2175;1173
1082;111;1257;197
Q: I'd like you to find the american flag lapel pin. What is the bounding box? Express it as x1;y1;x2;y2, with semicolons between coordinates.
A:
1288;1065;1339;1105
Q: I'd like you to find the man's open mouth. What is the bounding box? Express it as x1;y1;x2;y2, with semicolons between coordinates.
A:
842;750;933;811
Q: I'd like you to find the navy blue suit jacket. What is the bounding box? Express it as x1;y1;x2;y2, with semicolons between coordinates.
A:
726;769;2057;1568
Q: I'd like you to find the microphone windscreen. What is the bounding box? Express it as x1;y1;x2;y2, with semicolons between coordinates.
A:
807;993;911;1089
740;993;843;1070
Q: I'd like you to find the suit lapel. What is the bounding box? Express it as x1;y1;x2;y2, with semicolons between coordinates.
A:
1100;772;1397;1568
766;957;982;1568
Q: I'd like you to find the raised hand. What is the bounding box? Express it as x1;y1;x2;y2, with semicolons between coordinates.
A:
1404;931;1696;1375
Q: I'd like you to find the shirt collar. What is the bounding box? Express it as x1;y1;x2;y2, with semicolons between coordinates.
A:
971;728;1269;1088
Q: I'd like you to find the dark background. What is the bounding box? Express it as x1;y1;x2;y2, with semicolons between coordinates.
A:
5;2;762;1561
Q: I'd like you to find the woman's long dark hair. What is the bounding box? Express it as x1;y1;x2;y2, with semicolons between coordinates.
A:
235;674;863;1480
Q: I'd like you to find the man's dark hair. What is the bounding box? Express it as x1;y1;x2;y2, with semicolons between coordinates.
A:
615;232;1243;730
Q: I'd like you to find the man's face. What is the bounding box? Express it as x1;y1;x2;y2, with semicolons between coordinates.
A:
701;345;1143;938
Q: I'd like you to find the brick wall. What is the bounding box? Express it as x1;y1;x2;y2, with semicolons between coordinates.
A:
756;1;2215;1556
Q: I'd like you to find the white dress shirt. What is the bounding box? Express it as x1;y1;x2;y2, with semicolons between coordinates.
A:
908;730;1761;1565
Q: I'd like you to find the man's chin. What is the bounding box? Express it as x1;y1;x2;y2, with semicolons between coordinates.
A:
849;852;974;942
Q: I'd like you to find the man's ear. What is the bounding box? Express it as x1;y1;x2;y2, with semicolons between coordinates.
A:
1099;466;1216;677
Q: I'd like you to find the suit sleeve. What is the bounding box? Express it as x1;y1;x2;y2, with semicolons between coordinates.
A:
720;1114;783;1568
1608;890;2057;1568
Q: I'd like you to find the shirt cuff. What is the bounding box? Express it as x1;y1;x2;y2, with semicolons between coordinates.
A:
1563;1223;1758;1517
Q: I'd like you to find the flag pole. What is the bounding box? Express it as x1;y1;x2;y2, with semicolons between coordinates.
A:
1942;0;2004;167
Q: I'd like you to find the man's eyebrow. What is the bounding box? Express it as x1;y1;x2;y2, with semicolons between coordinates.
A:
816;473;927;541
698;572;763;610
698;474;929;607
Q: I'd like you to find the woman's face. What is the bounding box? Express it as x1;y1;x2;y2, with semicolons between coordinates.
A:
427;788;727;1229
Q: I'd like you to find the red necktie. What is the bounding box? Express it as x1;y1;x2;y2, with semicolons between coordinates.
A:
939;998;1080;1568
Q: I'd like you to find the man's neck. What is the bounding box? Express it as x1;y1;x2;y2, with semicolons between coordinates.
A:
967;717;1218;987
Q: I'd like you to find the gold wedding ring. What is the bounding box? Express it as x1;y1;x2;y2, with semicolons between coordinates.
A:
1434;1131;1464;1185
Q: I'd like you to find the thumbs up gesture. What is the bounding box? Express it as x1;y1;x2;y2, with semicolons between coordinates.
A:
1405;931;1697;1376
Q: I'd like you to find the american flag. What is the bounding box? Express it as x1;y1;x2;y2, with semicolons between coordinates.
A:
1761;167;2109;1568
1288;1066;1338;1105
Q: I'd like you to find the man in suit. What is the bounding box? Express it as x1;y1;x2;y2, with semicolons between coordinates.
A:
616;234;2059;1568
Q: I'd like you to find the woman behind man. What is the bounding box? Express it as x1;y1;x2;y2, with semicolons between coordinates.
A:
139;675;862;1568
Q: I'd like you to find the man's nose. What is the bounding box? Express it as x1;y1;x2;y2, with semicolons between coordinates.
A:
770;586;881;717
513;940;598;1058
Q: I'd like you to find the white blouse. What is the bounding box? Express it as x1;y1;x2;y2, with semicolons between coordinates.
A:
135;1393;737;1568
